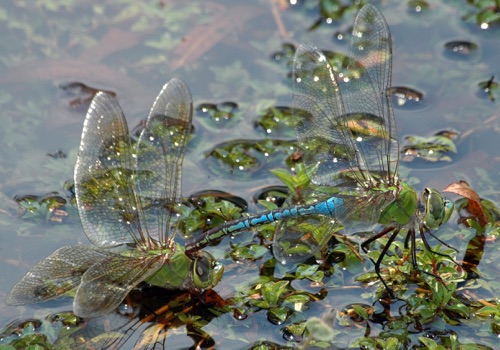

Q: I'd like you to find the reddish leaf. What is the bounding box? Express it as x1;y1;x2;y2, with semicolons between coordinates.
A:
443;180;488;227
203;289;229;307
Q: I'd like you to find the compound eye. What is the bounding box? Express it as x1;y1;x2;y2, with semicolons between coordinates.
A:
191;250;222;289
423;188;453;228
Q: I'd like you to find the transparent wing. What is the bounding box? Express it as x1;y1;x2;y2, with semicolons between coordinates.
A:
73;253;164;318
135;78;193;244
273;189;390;264
54;311;132;349
292;5;396;188
70;314;167;350
280;5;397;262
6;246;112;305
274;218;342;265
292;43;354;187
75;92;144;248
344;3;398;182
273;193;342;264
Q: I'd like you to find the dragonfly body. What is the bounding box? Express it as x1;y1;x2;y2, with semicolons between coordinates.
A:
187;5;453;286
199;196;344;241
189;179;448;254
7;78;223;318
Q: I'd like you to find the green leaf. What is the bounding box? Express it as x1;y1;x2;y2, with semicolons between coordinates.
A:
418;336;439;349
261;281;289;307
268;306;289;324
351;304;369;320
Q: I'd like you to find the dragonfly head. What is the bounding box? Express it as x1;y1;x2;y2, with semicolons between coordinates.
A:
422;188;454;229
191;250;224;289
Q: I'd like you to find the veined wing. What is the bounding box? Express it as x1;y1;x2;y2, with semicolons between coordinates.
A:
6;246;112;305
67;312;168;350
135;78;193;245
292;5;396;189
279;5;396;263
343;4;398;184
272;189;343;264
75;92;144;248
73;252;164;318
54;311;132;349
292;43;351;187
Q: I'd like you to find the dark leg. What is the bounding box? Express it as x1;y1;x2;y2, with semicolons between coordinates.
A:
361;227;399;298
419;228;460;267
409;227;448;287
361;226;395;253
408;229;418;271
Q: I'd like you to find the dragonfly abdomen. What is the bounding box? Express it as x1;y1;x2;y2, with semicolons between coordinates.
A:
186;196;344;252
226;196;343;233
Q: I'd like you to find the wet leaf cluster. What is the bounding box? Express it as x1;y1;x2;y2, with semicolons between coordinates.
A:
0;312;81;349
464;0;500;27
182;195;245;238
14;192;76;225
206;139;296;174
402;130;458;163
231;276;328;329
196;101;240;128
255;106;297;137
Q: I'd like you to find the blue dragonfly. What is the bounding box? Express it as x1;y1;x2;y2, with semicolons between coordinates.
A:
186;4;454;290
7;78;223;318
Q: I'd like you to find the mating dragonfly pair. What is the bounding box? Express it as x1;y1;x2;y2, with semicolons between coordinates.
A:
7;4;453;318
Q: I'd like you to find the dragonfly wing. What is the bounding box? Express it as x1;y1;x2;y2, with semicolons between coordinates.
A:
292;6;396;188
343;4;398;180
75;92;143;248
64;295;168;349
73;253;163;318
135;78;193;243
272;189;390;263
54;311;132;349
273;215;339;264
6;246;111;305
293;43;361;187
272;190;344;264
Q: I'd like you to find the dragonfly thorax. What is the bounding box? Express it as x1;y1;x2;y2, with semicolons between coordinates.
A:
378;181;419;227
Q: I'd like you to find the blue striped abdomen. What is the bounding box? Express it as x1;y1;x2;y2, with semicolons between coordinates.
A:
185;196;344;253
223;196;344;234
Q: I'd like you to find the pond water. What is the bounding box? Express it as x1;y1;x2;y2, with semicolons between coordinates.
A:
0;1;499;349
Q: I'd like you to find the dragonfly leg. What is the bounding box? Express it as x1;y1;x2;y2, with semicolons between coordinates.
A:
407;229;418;271
361;226;395;254
418;227;460;268
408;228;450;290
404;229;411;248
422;227;460;254
373;228;401;298
361;227;399;298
